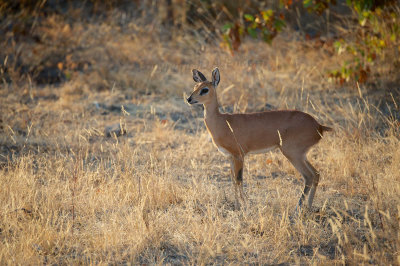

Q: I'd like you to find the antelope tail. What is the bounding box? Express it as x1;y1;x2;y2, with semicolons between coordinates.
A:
318;124;333;136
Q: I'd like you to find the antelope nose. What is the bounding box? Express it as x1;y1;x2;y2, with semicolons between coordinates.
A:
187;96;192;103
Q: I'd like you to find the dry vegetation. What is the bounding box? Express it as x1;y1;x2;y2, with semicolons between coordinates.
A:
1;1;399;264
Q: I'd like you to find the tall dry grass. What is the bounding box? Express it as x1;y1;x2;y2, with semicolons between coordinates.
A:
0;4;399;264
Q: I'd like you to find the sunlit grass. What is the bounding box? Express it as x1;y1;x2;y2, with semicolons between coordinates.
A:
0;5;399;264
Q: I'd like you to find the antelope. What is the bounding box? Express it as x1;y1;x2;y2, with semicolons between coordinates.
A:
186;67;332;212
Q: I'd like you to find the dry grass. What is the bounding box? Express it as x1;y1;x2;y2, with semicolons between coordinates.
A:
1;6;400;264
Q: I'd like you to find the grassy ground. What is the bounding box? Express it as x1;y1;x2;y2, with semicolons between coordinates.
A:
1;4;399;264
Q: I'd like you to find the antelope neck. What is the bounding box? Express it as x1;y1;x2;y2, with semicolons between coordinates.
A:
203;94;220;121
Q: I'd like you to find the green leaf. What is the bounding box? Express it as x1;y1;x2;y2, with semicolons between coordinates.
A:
262;31;272;43
244;14;254;22
250;22;258;29
222;34;232;50
65;71;72;80
274;19;286;31
261;10;274;21
238;26;245;36
334;40;342;50
222;23;234;31
247;27;257;39
303;0;313;8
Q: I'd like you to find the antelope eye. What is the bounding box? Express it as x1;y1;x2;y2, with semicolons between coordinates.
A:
200;88;209;95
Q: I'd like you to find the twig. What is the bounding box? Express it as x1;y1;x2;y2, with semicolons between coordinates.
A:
369;174;385;232
71;150;81;236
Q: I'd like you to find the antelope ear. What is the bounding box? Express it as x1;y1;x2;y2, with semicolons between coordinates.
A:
211;67;220;87
192;69;207;83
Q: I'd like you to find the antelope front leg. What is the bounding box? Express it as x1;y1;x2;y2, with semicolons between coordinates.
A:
230;155;246;209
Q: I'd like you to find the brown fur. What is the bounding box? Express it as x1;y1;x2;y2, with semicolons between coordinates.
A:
187;68;332;212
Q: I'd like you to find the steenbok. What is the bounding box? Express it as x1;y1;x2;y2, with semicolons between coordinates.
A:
187;67;332;212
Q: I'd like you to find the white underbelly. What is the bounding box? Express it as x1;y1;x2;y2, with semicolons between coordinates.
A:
216;145;277;156
217;146;232;157
248;146;278;155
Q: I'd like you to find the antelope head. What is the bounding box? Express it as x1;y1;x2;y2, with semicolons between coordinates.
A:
187;67;220;105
